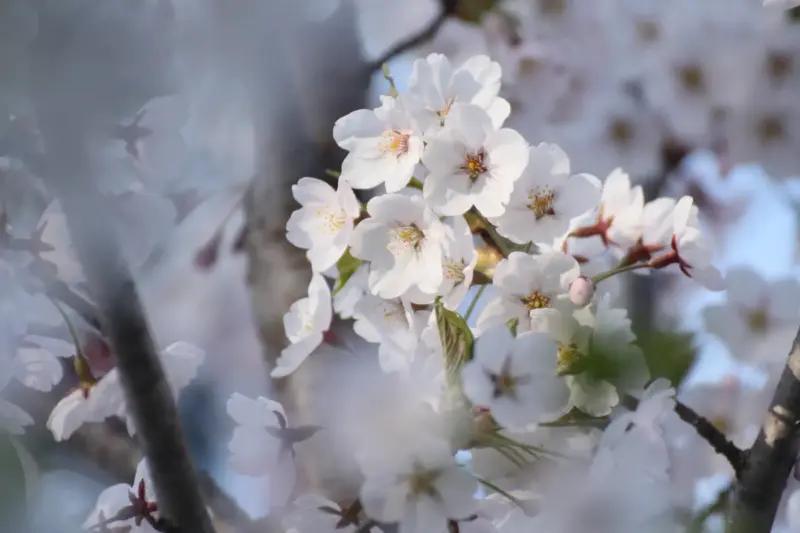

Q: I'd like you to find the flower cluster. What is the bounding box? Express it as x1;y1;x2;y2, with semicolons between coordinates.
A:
222;53;729;533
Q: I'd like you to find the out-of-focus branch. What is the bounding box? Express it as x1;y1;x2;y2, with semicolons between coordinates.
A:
37;127;215;533
367;3;453;72
725;327;800;533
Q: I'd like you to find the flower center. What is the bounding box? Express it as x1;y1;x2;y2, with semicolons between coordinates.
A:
388;224;425;255
407;464;441;500
379;301;408;332
380;130;410;156
556;343;584;375
757;115;786;144
521;290;551;311
527;188;556;220
636;20;660;43
746;308;769;333
314;207;347;235
444;259;466;283
461;150;487;181
711;416;730;434
677;64;705;94
767;51;792;83
489;372;518;399
608;117;634;147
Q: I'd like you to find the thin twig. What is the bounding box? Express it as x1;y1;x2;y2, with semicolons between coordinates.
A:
623;394;745;473
674;400;746;474
368;1;454;72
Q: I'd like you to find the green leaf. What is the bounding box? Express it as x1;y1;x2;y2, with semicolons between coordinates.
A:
435;300;474;380
333;248;364;295
407;177;423;190
636;329;698;388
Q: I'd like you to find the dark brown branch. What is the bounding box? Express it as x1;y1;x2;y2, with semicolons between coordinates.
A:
38;125;215;533
674;400;746;474
725;327;800;533
623;394;744;473
368;1;454;72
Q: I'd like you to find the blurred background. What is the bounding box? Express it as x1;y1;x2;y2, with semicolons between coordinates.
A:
1;0;800;532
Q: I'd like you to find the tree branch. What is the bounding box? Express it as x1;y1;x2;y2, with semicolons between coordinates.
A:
674;400;746;474
725;327;800;533
624;393;745;473
38;128;215;533
367;0;456;73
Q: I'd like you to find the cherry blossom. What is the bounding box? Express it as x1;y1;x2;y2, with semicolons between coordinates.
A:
286;177;360;272
334;96;425;192
353;294;425;372
408;53;511;131
359;438;477;533
649;195;725;290
272;273;333;378
421;104;529;217
84;459;159;533
406;215;478;309
350;192;447;299
489;143;601;245
48;342;204;440
462;326;571;427
703;267;800;364
477;251;580;334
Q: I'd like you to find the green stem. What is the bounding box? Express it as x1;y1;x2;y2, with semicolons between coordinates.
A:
463;284;487;323
475;475;525;509
591;262;651;285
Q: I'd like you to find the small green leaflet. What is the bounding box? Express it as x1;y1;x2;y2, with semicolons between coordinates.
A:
333;248;364;295
435;299;474;380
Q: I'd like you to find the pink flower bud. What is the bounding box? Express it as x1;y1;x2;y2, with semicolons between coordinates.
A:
569;276;595;308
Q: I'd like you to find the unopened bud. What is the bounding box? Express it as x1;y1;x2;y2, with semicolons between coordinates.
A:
569;276;595;308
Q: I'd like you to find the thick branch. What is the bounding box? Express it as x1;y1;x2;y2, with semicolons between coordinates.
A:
674;400;746;474
38;129;215;533
725;327;800;533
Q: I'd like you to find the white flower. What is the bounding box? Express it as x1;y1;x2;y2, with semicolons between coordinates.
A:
359;438;477;533
14;335;74;393
272;273;333;378
47;342;204;440
351;192;446;299
477;251;580;334
703;268;800;363
333;263;370;319
334;95;425;192
528;294;649;417
422;104;529;217
406;215;478;309
490;143;601;245
353;294;424;372
462;327;570;427
286;178;360;271
84;459;158;533
570;168;644;251
601;378;676;450
408;53;511;132
650;195;724;290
